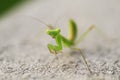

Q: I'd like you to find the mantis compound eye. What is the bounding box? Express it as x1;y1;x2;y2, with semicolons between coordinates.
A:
55;28;60;33
46;28;60;35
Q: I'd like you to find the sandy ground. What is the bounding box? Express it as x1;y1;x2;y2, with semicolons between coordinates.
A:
0;0;120;80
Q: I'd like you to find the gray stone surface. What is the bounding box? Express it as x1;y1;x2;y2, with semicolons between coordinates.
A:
0;0;120;80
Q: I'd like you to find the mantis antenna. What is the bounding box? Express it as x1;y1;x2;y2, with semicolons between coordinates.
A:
22;15;54;29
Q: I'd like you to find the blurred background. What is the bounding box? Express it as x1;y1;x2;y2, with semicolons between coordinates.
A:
0;0;120;48
0;0;120;80
0;0;27;18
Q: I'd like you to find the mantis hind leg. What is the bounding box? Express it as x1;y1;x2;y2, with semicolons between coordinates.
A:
75;25;95;44
75;25;103;45
71;48;92;74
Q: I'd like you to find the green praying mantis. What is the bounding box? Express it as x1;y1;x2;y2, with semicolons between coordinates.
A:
46;19;95;52
28;17;97;74
45;19;95;74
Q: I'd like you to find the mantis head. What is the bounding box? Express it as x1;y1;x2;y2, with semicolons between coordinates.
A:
46;28;60;38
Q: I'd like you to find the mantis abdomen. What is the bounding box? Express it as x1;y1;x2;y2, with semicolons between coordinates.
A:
67;19;77;42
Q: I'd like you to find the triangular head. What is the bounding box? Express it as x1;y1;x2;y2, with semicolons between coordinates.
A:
46;28;60;39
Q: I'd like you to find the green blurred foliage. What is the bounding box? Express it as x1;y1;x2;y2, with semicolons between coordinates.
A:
0;0;27;17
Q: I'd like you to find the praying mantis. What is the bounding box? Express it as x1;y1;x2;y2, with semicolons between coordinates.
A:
27;16;96;74
46;19;95;74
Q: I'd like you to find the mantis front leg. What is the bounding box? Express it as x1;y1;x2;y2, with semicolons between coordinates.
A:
47;34;63;54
